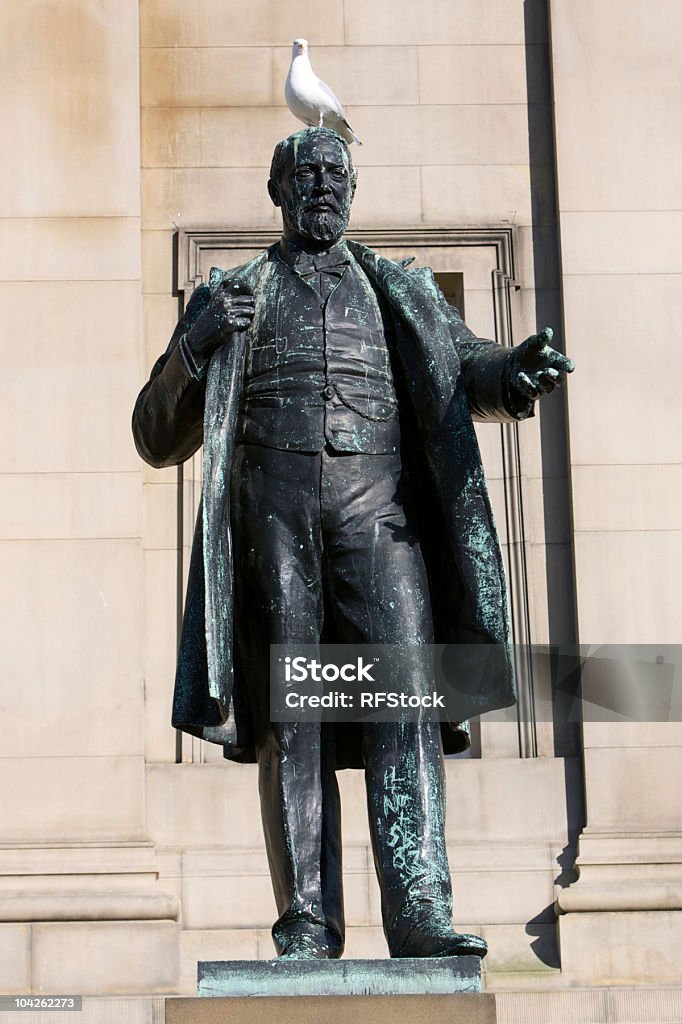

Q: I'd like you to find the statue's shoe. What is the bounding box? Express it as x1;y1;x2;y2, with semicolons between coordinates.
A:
390;906;488;959
394;928;488;959
277;932;342;960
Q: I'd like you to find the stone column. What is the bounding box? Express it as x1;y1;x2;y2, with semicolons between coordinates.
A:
0;0;177;995
548;0;682;985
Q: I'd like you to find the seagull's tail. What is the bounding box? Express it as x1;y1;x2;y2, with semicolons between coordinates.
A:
339;116;362;146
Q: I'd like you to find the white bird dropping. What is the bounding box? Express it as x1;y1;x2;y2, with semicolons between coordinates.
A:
285;38;362;145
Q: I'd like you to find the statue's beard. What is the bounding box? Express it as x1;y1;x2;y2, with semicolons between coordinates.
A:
283;196;350;245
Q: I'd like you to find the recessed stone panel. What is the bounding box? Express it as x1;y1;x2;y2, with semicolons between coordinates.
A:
0;219;141;282
199;109;301;168
418;44;544;106
573;531;682;644
422;165;534;228
559;909;682;986
0;281;142;473
32;921;178;994
142;230;176;295
563;274;682;466
584;746;682;832
583;721;682;750
141;48;274;108
0;0;140;218
141;169;279;230
0;473;140;541
0;756;146;843
272;46;420;107
143;293;184;370
140;0;345;47
0;924;30;993
143;548;180;765
443;757;575;842
551;0;682;211
560;212;682;276
348;106;531;168
348;167;422;226
573;465;682;534
146;764;265;848
0;539;144;759
343;0;528;45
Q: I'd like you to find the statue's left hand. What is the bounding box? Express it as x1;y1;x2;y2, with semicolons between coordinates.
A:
509;327;575;401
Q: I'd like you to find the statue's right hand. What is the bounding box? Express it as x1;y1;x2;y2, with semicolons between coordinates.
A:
184;281;255;361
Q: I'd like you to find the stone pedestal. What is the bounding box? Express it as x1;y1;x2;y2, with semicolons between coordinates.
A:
169;993;496;1024
197;957;482;996
170;959;494;1024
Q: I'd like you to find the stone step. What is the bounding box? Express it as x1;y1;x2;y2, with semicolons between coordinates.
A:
495;987;682;1023
3;990;681;1024
167;994;496;1024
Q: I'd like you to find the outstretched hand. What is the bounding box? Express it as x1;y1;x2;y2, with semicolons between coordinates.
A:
509;327;575;401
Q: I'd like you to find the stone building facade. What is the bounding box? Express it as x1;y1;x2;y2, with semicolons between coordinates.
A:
1;0;681;1009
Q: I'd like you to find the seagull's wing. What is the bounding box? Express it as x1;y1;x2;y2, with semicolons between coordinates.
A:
325;110;362;145
315;76;346;116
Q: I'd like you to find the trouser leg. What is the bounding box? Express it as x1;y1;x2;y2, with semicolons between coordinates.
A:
362;721;456;955
259;721;344;956
231;444;344;956
319;449;460;954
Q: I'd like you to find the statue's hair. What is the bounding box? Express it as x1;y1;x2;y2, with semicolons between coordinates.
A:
269;127;357;191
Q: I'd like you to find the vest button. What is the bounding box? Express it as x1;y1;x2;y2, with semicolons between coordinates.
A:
323;384;335;400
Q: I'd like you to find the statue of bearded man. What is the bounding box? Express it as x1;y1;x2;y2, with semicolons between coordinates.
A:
133;127;574;960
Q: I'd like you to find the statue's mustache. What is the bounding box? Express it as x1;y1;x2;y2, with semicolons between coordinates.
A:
304;200;341;214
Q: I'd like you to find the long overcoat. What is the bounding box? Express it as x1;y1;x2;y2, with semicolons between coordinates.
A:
132;241;526;764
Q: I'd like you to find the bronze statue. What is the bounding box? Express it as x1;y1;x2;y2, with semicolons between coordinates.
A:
132;128;574;960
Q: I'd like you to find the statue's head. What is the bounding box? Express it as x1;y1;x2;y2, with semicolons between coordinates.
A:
268;127;357;247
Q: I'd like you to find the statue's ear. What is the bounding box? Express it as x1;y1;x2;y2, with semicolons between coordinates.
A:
267;179;281;207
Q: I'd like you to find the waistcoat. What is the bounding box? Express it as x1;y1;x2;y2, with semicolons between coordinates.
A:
237;251;400;453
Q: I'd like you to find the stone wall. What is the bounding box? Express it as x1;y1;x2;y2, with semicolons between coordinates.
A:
0;0;680;998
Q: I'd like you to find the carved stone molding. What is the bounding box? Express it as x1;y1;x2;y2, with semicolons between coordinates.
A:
174;225;535;759
177;226;516;295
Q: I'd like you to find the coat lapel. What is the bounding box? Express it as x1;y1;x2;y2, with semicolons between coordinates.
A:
202;250;272;709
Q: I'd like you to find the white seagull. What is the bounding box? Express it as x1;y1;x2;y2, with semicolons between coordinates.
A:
285;38;362;145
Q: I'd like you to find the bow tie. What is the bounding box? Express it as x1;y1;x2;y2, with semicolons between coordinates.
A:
294;250;351;278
